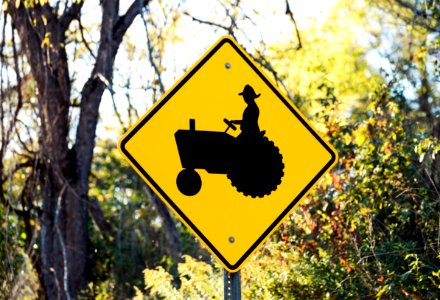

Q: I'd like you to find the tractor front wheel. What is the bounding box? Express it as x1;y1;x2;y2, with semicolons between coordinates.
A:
177;169;202;196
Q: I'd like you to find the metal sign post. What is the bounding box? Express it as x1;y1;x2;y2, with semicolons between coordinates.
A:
224;270;241;300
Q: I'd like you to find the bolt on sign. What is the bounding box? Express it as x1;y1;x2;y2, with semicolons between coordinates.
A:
118;36;338;272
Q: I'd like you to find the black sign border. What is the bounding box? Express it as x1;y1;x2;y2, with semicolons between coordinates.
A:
120;37;337;271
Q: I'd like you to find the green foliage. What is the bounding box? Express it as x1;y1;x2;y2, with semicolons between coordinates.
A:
0;197;39;299
0;214;39;299
138;78;439;299
268;0;382;114
87;139;208;298
136;255;222;299
6;251;39;299
275;78;440;298
87;139;171;298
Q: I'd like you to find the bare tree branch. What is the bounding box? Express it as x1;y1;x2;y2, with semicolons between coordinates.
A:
123;79;141;128
0;12;8;158
15;118;37;155
393;0;424;15
141;10;165;97
285;0;302;50
215;0;239;36
78;17;96;60
250;51;294;101
113;0;151;43
8;24;24;144
59;0;84;33
142;184;181;261
392;0;440;32
6;1;45;89
89;198;115;239
54;185;72;300
183;12;232;33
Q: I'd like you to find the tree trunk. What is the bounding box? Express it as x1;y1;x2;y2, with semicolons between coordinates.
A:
8;5;75;298
142;185;182;261
8;0;151;298
417;56;440;196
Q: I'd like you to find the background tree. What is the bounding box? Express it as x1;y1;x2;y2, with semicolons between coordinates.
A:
1;0;155;298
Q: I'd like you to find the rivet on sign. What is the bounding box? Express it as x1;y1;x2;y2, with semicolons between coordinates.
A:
229;236;235;243
225;62;231;69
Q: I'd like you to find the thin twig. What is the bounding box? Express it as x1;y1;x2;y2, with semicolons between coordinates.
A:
392;0;440;32
8;24;24;143
437;214;440;256
183;12;231;32
113;0;152;43
141;9;165;97
59;0;84;33
94;72;124;128
424;168;440;196
78;16;96;60
285;0;302;50
54;185;72;300
0;11;8;151
215;0;238;36
124;79;140;127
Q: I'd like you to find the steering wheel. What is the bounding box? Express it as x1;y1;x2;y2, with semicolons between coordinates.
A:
223;118;237;131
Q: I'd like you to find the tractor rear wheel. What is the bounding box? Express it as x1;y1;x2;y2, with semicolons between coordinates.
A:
227;136;284;198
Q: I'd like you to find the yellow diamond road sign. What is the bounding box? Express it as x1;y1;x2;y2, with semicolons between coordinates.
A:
119;36;337;272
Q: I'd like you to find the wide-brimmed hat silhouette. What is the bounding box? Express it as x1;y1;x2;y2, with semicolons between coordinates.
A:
239;84;260;99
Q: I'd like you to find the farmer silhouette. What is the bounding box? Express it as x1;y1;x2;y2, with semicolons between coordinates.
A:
231;84;261;140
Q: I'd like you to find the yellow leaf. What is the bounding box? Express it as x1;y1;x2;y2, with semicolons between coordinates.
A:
360;207;371;215
376;284;389;298
133;286;144;300
343;133;351;145
15;0;20;8
41;32;51;48
356;133;366;146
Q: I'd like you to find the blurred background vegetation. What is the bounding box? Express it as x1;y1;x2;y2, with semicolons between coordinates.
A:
0;0;439;299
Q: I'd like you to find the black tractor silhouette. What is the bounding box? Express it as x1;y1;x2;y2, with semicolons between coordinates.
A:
174;118;284;198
